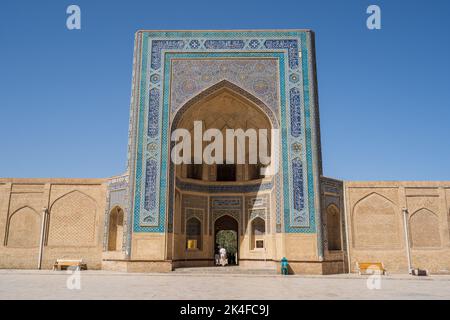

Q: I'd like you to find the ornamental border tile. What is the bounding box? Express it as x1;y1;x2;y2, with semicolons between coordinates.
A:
128;30;320;236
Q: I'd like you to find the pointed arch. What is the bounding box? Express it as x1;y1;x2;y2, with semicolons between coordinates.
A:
326;203;339;213
352;192;401;249
168;80;279;246
352;192;397;214
214;214;239;263
326;204;342;251
5;206;41;248
250;216;266;250
214;214;240;237
48;190;97;247
186;216;202;250
172;80;275;176
49;190;97;212
214;214;239;226
107;206;124;251
409;208;441;248
409;207;438;220
8;205;39;218
171;79;279;131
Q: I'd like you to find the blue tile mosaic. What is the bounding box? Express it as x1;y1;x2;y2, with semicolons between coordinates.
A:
147;88;160;138
128;30;321;236
204;40;245;49
150;40;185;70
290;87;301;137
292;158;305;212
176;178;274;194
144;159;157;211
264;39;299;69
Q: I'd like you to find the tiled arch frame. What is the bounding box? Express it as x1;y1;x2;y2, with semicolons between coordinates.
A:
127;31;323;255
171;80;280;130
168;80;280;233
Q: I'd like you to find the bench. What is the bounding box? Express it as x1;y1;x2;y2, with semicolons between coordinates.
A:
356;262;386;275
53;259;87;271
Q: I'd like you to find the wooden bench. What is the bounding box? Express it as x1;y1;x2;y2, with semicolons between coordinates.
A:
53;259;87;271
356;262;386;275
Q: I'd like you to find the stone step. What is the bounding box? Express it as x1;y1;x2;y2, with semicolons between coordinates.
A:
173;266;278;275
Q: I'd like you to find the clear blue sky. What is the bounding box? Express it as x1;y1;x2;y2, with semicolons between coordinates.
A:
1;0;449;180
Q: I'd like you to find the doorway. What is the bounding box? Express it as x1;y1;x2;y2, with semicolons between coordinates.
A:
107;206;124;251
214;215;239;266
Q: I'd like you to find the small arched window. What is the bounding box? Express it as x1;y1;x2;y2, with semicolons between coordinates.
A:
186;218;202;250
251;217;265;249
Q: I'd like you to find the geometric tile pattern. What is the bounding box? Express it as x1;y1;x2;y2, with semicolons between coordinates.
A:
175;177;274;194
209;196;243;236
170;59;279;115
246;194;271;234
127;30;322;237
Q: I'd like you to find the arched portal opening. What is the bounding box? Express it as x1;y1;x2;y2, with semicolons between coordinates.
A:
214;215;239;266
169;81;279;266
172;84;274;183
107;206;124;252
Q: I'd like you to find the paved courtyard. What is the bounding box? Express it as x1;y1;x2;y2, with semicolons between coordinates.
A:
0;269;449;300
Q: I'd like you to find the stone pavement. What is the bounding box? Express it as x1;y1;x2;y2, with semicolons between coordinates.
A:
0;269;449;300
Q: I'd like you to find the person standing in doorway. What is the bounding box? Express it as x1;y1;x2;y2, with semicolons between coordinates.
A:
219;247;227;267
215;245;220;266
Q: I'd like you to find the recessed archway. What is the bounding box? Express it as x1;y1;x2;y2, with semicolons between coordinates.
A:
186;217;202;250
214;215;239;266
107;206;124;252
6;206;41;248
173;85;274;183
48;190;97;247
168;81;278;265
250;217;266;250
326;204;342;251
352;193;401;249
409;208;441;248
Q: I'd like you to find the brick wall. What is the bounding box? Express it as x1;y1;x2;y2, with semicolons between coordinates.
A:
344;181;450;274
0;178;107;270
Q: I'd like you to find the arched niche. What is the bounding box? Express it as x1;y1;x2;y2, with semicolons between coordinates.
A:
409;208;441;248
172;81;275;183
352;193;401;249
326;204;342;251
250;217;266;250
107;206;124;251
6;206;41;248
186;217;202;250
48;190;97;247
214;215;239;265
